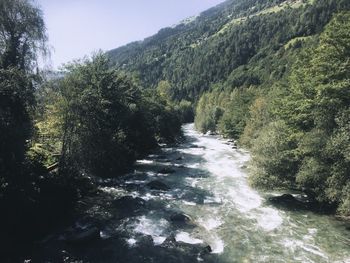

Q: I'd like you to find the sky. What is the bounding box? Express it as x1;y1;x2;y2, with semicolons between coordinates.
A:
37;0;226;69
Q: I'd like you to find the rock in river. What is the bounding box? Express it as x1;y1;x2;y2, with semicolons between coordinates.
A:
268;194;310;210
113;196;146;217
147;180;170;191
170;213;194;226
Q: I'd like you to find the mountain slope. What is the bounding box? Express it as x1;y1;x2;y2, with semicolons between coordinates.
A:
108;0;348;101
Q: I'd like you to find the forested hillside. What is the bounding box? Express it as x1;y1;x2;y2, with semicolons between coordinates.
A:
108;0;348;101
108;0;350;215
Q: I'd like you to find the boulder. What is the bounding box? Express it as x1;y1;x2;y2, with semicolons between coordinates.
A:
138;235;154;246
268;194;309;210
202;245;212;254
162;234;177;247
170;213;194;226
147;180;170;191
269;194;296;203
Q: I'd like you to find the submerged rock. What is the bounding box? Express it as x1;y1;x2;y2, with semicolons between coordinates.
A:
62;226;100;244
158;167;176;174
161;233;212;258
113;196;146;207
113;196;146;217
147;180;170;191
203;245;212;253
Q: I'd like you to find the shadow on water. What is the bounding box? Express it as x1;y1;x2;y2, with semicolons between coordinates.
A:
29;132;232;263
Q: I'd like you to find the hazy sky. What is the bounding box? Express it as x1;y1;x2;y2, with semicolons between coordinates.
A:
37;0;226;69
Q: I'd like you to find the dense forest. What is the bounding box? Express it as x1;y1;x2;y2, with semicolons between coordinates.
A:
0;0;183;258
109;0;350;215
1;0;350;260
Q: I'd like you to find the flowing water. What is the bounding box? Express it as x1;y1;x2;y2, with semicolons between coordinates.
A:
33;124;350;262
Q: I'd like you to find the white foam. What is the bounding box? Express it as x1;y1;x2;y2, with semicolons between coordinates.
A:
186;177;202;187
127;238;137;246
308;228;317;235
137;159;153;164
198;217;222;231
99;186;126;196
186;163;201;169
282;239;328;259
183;200;197;206
153;236;167;245
125;180;146;185
140;193;156;201
204;196;222;204
179;148;204;156
175;232;203;244
256;207;283;232
210;238;224;254
132;216;169;245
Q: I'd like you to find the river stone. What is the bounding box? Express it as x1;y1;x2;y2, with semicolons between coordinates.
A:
147;180;170;191
162;233;211;255
170;213;194;225
113;196;146;216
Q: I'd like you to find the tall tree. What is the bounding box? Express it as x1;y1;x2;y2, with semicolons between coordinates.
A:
0;0;47;71
0;0;47;183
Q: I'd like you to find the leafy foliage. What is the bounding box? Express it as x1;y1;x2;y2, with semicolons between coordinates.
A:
57;55;181;176
250;12;350;215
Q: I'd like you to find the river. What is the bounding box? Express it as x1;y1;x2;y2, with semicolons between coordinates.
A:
32;124;350;262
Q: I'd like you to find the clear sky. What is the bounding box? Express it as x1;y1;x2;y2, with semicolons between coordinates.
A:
37;0;226;69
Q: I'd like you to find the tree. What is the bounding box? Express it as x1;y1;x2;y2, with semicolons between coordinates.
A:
0;0;47;71
0;0;48;183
